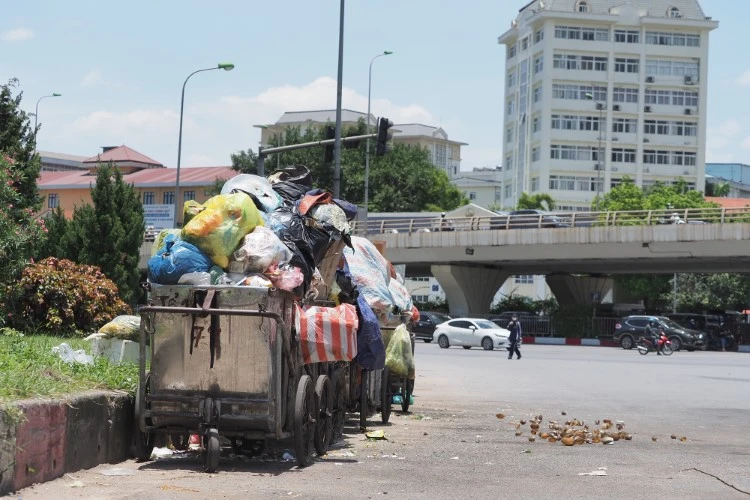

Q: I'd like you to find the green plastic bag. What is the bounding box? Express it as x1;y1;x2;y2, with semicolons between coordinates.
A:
385;324;415;379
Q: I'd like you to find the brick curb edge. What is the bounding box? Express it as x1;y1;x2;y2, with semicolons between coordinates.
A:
521;336;750;351
0;390;133;495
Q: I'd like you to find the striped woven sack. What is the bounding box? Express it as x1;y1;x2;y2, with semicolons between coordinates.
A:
295;303;359;364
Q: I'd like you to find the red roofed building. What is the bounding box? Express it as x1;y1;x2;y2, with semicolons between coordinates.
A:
38;145;238;228
704;197;750;209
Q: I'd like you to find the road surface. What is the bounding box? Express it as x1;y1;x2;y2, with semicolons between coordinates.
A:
18;345;750;499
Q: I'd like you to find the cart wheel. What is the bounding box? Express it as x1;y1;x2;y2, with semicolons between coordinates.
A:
294;375;315;467
170;433;189;451
359;369;369;431
380;367;392;424
202;429;220;473
329;370;346;445
401;378;414;413
133;372;154;461
314;375;332;456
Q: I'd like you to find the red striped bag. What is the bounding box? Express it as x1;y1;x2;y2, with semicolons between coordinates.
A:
295;303;359;365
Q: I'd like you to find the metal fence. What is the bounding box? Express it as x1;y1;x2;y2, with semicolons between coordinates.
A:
480;315;619;339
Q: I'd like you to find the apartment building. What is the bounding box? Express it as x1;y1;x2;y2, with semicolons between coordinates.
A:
451;167;504;208
498;0;717;209
255;110;467;177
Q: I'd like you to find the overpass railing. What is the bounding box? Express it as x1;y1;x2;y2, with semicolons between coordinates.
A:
351;207;750;235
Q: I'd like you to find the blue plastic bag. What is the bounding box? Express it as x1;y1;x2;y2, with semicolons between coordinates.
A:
355;293;386;371
148;234;213;285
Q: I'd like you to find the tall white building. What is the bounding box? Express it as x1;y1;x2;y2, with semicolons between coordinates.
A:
498;0;718;210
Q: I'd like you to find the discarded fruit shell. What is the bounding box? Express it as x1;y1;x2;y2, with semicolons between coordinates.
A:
531;429;537;435
548;436;557;443
603;419;612;424
671;434;677;439
515;431;523;436
595;420;600;425
561;436;575;446
651;437;658;442
496;413;505;419
530;422;539;430
561;411;567;415
680;436;687;442
574;436;584;445
624;434;633;440
601;436;614;444
592;436;601;444
540;432;550;439
520;419;526;425
528;437;536;442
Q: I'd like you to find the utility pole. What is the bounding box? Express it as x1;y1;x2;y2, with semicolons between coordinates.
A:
333;0;345;199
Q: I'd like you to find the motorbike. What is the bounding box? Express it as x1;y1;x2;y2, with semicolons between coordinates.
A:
705;331;738;352
636;332;673;356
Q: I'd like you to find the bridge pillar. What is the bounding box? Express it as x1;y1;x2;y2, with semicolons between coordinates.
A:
546;275;613;307
431;265;509;317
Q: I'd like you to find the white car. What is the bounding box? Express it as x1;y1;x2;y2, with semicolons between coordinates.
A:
432;318;510;351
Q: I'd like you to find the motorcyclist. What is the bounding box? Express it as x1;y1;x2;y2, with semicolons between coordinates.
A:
644;320;663;355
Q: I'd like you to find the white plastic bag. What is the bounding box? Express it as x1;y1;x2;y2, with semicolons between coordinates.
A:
177;271;212;285
52;343;94;365
232;226;292;273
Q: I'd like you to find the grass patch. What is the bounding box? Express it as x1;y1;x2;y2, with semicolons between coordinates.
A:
0;329;138;403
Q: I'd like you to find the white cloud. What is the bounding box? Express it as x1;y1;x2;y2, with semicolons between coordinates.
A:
706;118;743;164
736;70;750;87
741;136;750;150
81;70;103;88
2;27;34;42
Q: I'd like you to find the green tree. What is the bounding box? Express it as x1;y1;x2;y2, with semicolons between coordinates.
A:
597;176;645;211
64;163;145;305
667;273;750;312
616;274;672;310
517;192;555;210
36;206;70;259
0;79;41;214
230;148;258;174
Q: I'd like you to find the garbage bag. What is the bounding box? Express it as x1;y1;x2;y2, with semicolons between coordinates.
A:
148;234;213;284
343;236;394;315
309;203;350;235
232;226;292;273
183;200;204;226
355;294;385;371
178;271;212;286
98;315;141;341
221;174;282;213
272;181;309;205
297;190;333;215
384;324;415;379
333;198;358;221
295;303;359;364
181;192;264;269
388;278;413;313
267;164;312;187
266;207;334;265
151;229;182;256
266;264;304;291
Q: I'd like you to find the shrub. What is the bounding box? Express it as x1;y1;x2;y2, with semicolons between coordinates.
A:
4;257;130;336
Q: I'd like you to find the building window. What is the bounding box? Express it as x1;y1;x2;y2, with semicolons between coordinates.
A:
412;295;430;303
507;98;516;116
534;55;544;74
534;29;544;43
554;25;608;41
468;192;477;201
142;191;155;205
533;86;542;103
646;31;700;47
504;184;513;198
505;155;514;171
531;177;540;191
552;83;606;101
508;43;517;59
163;191;175;205
577;1;588;13
549;175;602;192
532;147;541;162
553;53;607;72
611;148;636;163
613;87;638;103
645;59;699;78
668;7;681;18
612;118;637;133
435;144;447;167
521;37;529;51
507;70;517;88
47;193;59;209
515;275;534;284
505;126;514;144
673;121;697;136
614;58;639;73
184;190;196;201
550;114;602;132
550;144;600;161
614;29;640;43
532;116;541;133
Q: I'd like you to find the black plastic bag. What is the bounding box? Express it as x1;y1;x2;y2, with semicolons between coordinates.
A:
268;164;312;187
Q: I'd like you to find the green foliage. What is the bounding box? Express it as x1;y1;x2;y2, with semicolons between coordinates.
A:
40;163;145;305
598;176;717;213
490;293;558;315
4;257;130;336
517;192;555;210
233;121;467;212
36;206;69;259
615;274;672;310
0;78;41;214
550;305;597;338
705;182;730;197
413;299;449;313
597;177;645;212
666;273;750;312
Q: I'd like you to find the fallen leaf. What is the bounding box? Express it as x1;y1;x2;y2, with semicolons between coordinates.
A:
680;436;687;442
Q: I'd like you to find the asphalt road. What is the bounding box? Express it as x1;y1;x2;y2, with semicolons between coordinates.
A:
17;344;750;499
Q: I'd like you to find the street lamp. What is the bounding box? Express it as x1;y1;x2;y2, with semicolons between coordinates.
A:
585;92;605;211
174;62;234;228
34;93;62;148
364;50;393;223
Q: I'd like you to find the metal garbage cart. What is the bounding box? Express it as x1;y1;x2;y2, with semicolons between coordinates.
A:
378;318;415;423
134;284;331;471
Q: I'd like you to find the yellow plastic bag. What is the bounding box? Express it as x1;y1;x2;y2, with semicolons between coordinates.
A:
151;229;182;256
183;200;204;226
181;192;264;268
384;324;415;379
99;315;141;341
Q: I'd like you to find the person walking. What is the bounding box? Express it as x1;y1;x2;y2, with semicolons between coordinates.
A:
507;314;522;360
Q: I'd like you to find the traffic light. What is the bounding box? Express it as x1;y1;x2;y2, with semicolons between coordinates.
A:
323;125;336;163
375;117;393;156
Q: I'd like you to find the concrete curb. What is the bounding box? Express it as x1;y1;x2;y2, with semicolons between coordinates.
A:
0;390;133;495
521;336;620;347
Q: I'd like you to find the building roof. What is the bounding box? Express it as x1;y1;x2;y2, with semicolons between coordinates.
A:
274;109;373;125
520;0;708;19
39;166;237;189
83;145;163;166
392;124;468;146
38;151;88;163
704;197;750;209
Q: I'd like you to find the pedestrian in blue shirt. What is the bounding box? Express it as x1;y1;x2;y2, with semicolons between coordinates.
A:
507;314;522;360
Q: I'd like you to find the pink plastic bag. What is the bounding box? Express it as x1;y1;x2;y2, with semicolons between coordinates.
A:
266;264;304;291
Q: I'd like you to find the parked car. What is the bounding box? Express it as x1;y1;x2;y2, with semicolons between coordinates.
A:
412;311;452;342
433;318;510;351
490;311;552;335
613;315;706;351
508;209;571;229
665;313;722;336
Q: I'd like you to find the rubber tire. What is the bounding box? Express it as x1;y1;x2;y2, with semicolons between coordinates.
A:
294;375;315;467
133;373;154;461
463;346;472;350
661;344;674;356
401;379;414;413
482;337;494;351
202;429;220;473
423;339;432;343
620;335;634;350
380;367;392;424
329;370;346;445
314;375;332;456
669;336;682;352
438;335;450;349
636;340;649;355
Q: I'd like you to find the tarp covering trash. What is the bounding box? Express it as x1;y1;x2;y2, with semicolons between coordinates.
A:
295;303;359;364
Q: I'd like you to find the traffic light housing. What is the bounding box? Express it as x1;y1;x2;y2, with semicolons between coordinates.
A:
375;117;393;156
323;125;336;163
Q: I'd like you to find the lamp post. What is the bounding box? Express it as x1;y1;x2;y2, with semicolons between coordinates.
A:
34;93;62;148
174;62;234;227
585;92;605;211
364;50;393;223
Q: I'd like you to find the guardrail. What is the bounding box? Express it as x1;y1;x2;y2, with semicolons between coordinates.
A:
351;207;750;235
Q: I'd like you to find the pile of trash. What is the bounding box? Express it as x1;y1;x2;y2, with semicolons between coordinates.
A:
502;412;633;446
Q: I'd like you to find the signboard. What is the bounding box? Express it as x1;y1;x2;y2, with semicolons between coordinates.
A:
143;204;175;231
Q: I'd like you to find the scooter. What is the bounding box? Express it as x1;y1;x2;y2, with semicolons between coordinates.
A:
636;332;673;356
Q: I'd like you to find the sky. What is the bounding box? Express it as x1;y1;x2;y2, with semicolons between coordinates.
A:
1;1;749;171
